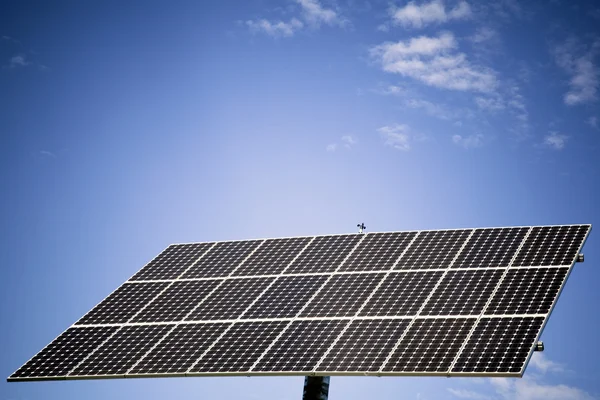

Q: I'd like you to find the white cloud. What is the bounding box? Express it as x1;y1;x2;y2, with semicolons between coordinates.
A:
390;0;472;29
404;98;468;120
475;96;505;111
9;54;30;68
587;116;598;129
246;18;304;37
553;38;600;106
297;0;340;26
370;32;497;93
447;388;493;400
470;27;496;44
528;353;565;374
378;124;415;151
543;132;568;150
326;143;337;152
488;376;595;400
341;135;357;148
452;133;484;148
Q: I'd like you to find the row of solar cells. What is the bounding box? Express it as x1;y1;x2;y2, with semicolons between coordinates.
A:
129;225;589;281
10;316;543;379
76;267;568;325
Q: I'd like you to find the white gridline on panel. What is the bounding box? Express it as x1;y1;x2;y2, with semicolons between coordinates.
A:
378;229;475;373
447;227;534;376
312;231;422;372
182;236;319;374
244;234;369;373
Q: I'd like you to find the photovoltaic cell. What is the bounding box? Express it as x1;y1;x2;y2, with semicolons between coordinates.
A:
338;232;417;272
75;282;169;325
131;280;222;323
318;319;410;372
71;325;172;376
452;317;544;374
512;225;590;267
395;229;472;270
285;234;362;274
359;271;443;317
192;321;288;373
300;273;385;317
232;237;312;276
486;268;569;315
254;320;348;372
8;224;591;381
420;270;503;316
181;240;263;279
453;227;528;268
382;318;475;373
130;323;230;374
9;327;118;379
186;277;274;321
242;275;328;319
129;243;213;281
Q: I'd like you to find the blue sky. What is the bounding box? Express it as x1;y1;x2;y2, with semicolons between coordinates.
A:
1;0;599;399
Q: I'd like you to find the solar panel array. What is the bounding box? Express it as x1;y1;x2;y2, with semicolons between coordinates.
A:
9;224;591;381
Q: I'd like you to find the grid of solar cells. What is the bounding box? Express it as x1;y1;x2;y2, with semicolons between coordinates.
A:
486;268;569;315
132;280;222;323
359;271;443;316
130;243;213;281
512;225;590;267
8;224;591;380
232;237;312;276
395;229;472;270
242;275;328;319
285;234;362;274
186;277;274;321
382;318;475;373
75;282;169;325
453;227;528;268
9;327;118;379
71;325;172;376
300;273;385;317
130;323;230;374
181;240;262;279
338;232;416;272
192;321;288;373
420;270;503;316
452;317;544;374
318;319;410;372
254;320;348;372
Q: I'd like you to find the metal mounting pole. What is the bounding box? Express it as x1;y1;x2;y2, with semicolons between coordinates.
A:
302;376;330;400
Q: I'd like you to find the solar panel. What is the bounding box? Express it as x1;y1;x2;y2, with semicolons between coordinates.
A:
8;224;591;381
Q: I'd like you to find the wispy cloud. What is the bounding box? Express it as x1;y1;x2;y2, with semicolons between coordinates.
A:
447;388;493;400
9;54;30;68
326;135;357;152
341;135;357;148
587;116;598;129
452;133;484;148
543;132;568;150
528;353;565;374
246;18;304;37
390;0;472;29
370;32;497;93
297;0;342;26
378;124;422;151
404;98;469;121
469;27;497;44
553;37;600;106
246;0;343;37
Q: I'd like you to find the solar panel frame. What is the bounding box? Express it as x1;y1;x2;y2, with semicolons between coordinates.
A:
8;224;592;381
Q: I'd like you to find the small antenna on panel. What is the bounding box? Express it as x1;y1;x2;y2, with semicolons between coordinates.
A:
357;223;366;234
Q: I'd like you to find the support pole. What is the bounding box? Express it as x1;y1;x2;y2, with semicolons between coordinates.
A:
302;376;330;400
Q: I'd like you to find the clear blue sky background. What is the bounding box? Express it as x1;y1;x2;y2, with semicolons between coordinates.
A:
1;0;599;399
